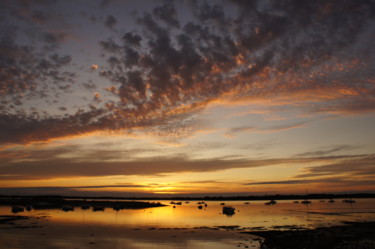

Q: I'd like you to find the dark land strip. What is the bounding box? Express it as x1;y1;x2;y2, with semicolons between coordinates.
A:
243;221;375;249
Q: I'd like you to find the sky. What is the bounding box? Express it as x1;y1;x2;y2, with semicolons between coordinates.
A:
0;0;374;197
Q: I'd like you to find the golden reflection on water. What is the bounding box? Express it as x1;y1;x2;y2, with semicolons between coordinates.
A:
2;198;374;229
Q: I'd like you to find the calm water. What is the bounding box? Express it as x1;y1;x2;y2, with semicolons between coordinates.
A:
1;198;375;249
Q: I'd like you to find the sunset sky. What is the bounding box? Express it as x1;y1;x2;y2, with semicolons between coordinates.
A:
0;0;374;197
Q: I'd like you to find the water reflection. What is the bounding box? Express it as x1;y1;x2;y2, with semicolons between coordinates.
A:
3;198;375;229
1;199;375;249
0;222;255;249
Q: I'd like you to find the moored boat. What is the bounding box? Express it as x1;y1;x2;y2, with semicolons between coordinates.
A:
11;206;24;213
265;200;276;205
343;199;355;203
222;206;235;216
92;206;105;211
61;206;74;212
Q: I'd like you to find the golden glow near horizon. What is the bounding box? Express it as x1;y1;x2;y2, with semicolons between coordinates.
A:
0;0;374;196
1;104;375;196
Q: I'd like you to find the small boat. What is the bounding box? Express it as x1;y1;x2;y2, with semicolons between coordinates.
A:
113;205;122;211
11;206;24;213
197;205;203;209
169;201;182;205
61;206;74;212
343;199;355;203
265;200;276;205
222;206;235;216
244;202;250;204
293;201;299;203
92;206;105;212
81;205;90;210
220;202;225;205
328;199;335;203
301;200;311;204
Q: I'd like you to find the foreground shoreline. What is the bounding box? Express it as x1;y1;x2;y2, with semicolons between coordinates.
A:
1;213;375;249
244;221;375;249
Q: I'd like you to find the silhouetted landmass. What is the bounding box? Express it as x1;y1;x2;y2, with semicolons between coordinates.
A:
0;195;165;210
0;193;374;204
169;193;375;201
245;221;375;249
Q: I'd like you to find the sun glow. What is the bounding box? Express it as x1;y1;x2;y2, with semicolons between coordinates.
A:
141;182;183;194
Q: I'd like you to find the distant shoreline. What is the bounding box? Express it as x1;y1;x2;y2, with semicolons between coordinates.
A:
0;193;374;201
0;196;165;211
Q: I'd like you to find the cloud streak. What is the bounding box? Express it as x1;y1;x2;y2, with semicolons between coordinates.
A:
294;145;362;158
0;142;372;180
243;178;375;186
224;121;308;137
295;155;375;178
